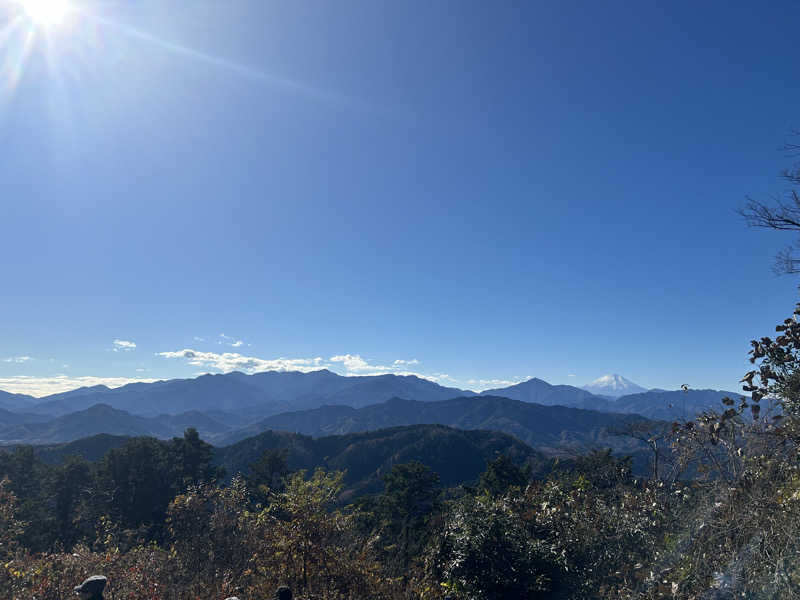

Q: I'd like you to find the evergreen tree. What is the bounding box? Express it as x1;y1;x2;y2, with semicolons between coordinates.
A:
478;454;531;496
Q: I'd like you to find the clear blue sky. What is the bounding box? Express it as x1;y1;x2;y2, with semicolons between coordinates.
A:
2;0;800;396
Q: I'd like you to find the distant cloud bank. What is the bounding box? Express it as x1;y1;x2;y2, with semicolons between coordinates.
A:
0;375;158;397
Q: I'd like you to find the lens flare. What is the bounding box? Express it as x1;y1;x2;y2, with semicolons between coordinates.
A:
18;0;70;27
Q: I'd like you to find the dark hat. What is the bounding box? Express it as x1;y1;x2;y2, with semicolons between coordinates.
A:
275;586;292;600
74;575;107;595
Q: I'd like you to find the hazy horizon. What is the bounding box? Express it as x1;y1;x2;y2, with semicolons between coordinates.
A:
0;367;726;399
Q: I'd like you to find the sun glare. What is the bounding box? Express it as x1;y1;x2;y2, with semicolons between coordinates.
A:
18;0;70;27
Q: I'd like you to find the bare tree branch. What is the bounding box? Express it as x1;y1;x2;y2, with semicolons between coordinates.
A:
739;131;800;275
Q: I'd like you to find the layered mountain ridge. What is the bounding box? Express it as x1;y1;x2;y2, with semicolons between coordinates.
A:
0;371;741;447
216;395;649;453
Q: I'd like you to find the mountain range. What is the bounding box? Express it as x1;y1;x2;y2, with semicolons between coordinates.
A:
7;370;740;418
0;403;237;445
0;396;650;456
22;370;470;418
0;371;742;448
216;395;649;453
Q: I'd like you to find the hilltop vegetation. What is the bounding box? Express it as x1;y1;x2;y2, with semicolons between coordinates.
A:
0;424;552;553
0;421;669;599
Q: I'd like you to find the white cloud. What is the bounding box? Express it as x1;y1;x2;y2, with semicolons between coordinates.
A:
193;336;205;342
3;356;31;363
466;378;525;391
329;354;411;375
0;375;158;398
430;372;456;383
158;349;326;374
113;339;136;352
330;354;379;372
568;373;576;377
400;372;456;384
219;333;245;348
328;354;451;384
158;349;450;383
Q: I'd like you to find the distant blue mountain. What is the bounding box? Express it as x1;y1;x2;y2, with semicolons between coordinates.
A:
0;406;49;427
603;388;745;421
482;378;741;420
0;390;36;412
216;395;650;456
25;370;474;418
28;374;286;417
0;371;742;434
0;403;232;444
479;377;599;406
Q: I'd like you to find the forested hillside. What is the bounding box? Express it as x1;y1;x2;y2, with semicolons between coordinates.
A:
0;424;551;551
214;424;554;497
218;395;651;453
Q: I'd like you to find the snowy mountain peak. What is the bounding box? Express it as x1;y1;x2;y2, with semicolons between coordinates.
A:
582;374;647;398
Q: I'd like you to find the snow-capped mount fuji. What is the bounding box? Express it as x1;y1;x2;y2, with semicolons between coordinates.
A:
582;374;647;398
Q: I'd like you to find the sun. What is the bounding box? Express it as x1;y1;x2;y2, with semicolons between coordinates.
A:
17;0;70;27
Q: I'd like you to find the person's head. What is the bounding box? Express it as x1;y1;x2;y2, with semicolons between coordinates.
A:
275;585;292;600
74;575;107;600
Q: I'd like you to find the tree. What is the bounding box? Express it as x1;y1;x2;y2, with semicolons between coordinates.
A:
247;448;290;502
0;446;54;551
248;468;382;598
478;454;531;496
167;477;252;596
169;427;224;489
658;303;800;597
428;493;562;599
614;420;673;480
96;437;173;534
0;477;25;560
0;477;25;594
570;449;632;490
740;131;800;274
50;456;94;549
376;461;441;572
